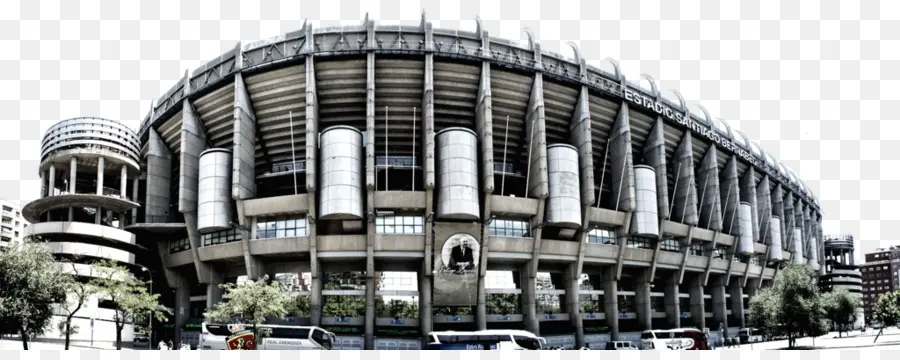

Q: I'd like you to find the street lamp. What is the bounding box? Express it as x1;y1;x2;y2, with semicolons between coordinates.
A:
141;267;153;350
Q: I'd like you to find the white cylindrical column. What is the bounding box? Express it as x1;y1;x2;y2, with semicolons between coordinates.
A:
632;165;660;237
767;217;783;261
48;165;56;197
97;157;105;195
69;157;77;193
120;165;127;199
737;202;754;255
792;228;804;264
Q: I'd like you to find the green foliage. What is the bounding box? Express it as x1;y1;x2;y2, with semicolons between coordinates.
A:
486;293;519;315
287;295;311;317
433;306;473;316
874;290;900;328
821;288;862;335
203;275;293;335
0;241;69;349
375;299;419;318
91;259;168;349
747;262;827;347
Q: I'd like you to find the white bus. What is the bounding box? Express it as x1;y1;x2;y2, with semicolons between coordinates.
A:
199;323;336;350
640;328;711;350
426;330;546;350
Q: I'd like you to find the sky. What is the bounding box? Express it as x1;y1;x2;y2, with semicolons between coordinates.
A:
1;0;892;263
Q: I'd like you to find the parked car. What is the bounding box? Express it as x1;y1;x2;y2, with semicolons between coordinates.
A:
604;341;639;350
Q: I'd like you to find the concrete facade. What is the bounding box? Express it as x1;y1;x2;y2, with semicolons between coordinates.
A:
24;17;827;350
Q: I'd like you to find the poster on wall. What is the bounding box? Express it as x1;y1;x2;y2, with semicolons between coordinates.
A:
432;233;480;306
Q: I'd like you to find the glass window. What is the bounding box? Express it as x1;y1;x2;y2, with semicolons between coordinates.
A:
627;236;652;249
689;243;704;256
488;219;530;238
587;228;617;245
170;237;191;254
255;215;309;239
712;247;729;259
202;227;241;246
660;235;682;253
375;216;424;235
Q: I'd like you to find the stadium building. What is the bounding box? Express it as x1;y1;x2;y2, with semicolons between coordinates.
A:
25;16;825;349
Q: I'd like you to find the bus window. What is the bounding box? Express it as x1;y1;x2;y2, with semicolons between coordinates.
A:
641;332;656;340
268;327;311;339
312;329;333;350
204;324;236;337
513;335;541;350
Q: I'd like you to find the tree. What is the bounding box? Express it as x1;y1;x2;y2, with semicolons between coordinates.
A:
203;275;294;342
873;290;900;343
56;262;99;350
821;289;862;337
747;262;825;348
0;241;69;349
287;295;311;317
91;260;168;349
486;294;519;315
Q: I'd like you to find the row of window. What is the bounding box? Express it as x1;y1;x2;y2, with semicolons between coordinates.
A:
256;216;309;239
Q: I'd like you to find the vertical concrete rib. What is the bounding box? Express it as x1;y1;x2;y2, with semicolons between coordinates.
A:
697;147;723;232
794;197;804;261
738;167;759;288
644;117;668;280
304;22;324;327
643;117;669;220
756;176;772;245
721;157;741;286
421;19;436;336
526;60;550;281
363;17;376;351
635;269;652;331
610;101;637;279
232;71;265;280
671;133;699;226
569;74;592;347
145;128;172;222
180;99;214;283
473;25;493;331
232;73;257;201
782;191;795;261
601;267;620;340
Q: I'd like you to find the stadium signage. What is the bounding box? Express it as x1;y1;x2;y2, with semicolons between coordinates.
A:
623;88;758;166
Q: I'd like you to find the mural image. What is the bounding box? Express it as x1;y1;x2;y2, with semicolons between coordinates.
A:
432;233;481;306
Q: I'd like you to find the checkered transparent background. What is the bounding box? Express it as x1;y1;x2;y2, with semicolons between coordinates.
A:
0;0;897;355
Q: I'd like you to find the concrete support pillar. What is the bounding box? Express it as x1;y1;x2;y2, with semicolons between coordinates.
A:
520;263;539;335
48;165;56;196
710;275;728;329
688;274;705;330
95;207;102;224
365;277;375;350
728;278;745;328
663;272;681;328
635;269;652;331
132;178;139;223
419;273;433;346
310;273;323;326
120;165;128;199
563;264;584;348
174;283;190;345
206;273;224;310
601;267;619;340
97;157;105;195
745;278;760;298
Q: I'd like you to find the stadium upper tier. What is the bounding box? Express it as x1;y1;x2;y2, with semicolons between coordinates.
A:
135;18;820;215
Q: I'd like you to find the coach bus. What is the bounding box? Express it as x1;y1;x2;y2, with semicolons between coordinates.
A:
640;328;711;350
425;330;546;350
199;323;336;350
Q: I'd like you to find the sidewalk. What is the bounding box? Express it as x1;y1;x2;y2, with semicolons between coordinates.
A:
0;338;140;351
